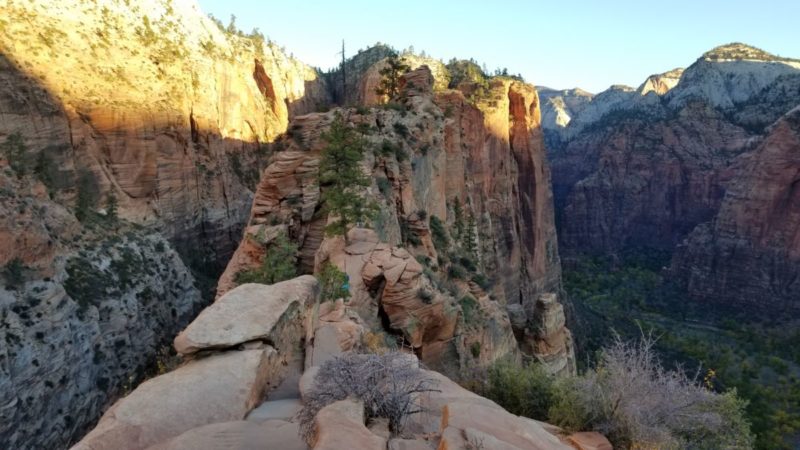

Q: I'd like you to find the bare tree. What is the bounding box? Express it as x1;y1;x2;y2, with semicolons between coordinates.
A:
298;352;439;444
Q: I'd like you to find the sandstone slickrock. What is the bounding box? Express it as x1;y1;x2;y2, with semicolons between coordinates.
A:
146;419;304;450
671;106;800;316
74;276;604;450
312;399;387;450
174;276;319;355
220;64;574;375
439;401;571;450
71;348;279;450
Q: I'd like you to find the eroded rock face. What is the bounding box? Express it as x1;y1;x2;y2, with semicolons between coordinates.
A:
0;2;330;447
220;65;573;375
671;107;800;317
0;169;204;449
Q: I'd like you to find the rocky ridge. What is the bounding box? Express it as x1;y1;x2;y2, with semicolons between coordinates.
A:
72;275;609;450
219;65;575;376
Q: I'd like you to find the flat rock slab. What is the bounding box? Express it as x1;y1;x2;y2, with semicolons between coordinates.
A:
174;276;318;355
147;419;304;450
72;349;277;450
306;324;344;369
246;398;302;422
313;399;386;450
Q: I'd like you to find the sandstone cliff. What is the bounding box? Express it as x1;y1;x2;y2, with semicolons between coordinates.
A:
72;275;607;450
0;0;330;266
671;106;800;317
219;65;575;376
549;43;800;255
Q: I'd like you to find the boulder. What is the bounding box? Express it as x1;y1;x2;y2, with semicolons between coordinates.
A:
312;399;386;450
71;348;279;450
174;276;319;355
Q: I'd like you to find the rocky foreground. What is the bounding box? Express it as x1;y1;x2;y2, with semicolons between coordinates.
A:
72;275;609;450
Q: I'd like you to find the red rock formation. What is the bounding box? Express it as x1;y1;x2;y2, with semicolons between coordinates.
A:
0;0;330;262
552;103;751;254
672;107;800;316
220;66;573;375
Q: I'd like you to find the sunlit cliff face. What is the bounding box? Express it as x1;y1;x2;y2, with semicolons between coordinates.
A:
0;0;330;251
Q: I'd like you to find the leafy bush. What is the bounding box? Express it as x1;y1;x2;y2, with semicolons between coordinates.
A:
234;231;297;285
459;295;478;324
297;352;438;443
484;358;555;420
318;262;349;302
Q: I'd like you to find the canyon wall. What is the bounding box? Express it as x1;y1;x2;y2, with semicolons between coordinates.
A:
0;0;329;448
671;106;800;317
220;65;574;376
546;43;800;256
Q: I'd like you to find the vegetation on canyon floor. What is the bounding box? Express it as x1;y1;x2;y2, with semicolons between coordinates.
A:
563;249;800;449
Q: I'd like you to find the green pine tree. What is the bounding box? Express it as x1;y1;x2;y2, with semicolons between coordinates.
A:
319;113;377;237
375;52;411;101
235;231;298;285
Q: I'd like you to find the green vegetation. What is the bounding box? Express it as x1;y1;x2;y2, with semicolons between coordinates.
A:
2;258;26;290
234;231;298;285
375;52;410;101
319;113;377;236
459;295;478;324
483;358;555;420
318;262;349;302
104;191;118;223
2;132;28;177
75;169;100;224
564;250;800;449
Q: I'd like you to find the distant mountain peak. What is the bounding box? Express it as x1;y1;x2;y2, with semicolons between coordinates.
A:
702;43;799;63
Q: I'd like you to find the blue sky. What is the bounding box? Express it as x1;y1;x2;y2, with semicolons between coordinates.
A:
198;0;800;93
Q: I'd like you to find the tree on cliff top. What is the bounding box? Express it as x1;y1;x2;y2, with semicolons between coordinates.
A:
319;113;377;236
375;52;411;101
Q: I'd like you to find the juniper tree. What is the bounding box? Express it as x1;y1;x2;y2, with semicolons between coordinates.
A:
375;52;411;101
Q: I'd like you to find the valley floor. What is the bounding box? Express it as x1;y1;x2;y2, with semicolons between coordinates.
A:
563;251;800;450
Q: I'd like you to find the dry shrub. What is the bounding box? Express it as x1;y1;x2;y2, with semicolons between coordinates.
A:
550;334;753;449
298;352;439;443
